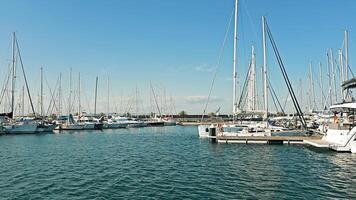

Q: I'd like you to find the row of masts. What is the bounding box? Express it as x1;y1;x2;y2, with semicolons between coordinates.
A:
232;0;352;117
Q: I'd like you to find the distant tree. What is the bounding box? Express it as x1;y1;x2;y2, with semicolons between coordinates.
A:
208;112;216;117
178;111;187;122
179;111;187;116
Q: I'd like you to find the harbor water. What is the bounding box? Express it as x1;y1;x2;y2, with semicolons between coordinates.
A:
0;126;355;199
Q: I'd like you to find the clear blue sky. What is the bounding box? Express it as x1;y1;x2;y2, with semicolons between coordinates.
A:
0;0;355;115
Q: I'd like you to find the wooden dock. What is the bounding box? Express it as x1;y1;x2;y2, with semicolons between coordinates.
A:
214;135;323;144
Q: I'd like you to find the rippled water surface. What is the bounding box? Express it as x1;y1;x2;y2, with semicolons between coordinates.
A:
0;126;355;199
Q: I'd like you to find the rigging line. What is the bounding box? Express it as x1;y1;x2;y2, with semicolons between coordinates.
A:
45;76;59;117
201;6;234;122
313;70;330;109
268;84;279;113
282;93;290;112
241;0;258;43
15;37;36;116
265;20;306;129
341;54;355;78
0;64;12;106
237;61;251;109
267;77;285;114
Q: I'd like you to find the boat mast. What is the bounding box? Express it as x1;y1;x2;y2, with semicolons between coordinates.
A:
310;62;316;111
319;62;323;110
11;32;16;118
345;30;349;81
40;67;43;117
327;51;332;107
69;68;72;119
330;49;337;103
59;73;62;115
94;76;98;115
249;45;256;111
232;0;239;117
262;16;268;119
344;30;349;99
339;49;344;100
107;75;110;117
150;83;162;117
78;72;81;116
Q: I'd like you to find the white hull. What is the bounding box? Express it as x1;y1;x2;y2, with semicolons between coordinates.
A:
322;126;356;153
199;123;273;138
58;123;85;130
198;125;210;138
4;123;38;134
83;123;95;130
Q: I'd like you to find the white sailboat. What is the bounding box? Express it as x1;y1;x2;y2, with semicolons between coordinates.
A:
198;0;269;137
4;32;38;134
305;31;356;153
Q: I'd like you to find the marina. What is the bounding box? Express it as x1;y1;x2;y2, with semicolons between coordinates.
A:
0;0;355;199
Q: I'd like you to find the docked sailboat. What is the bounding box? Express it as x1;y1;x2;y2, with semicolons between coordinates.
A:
3;33;39;134
199;1;306;138
305;32;356;153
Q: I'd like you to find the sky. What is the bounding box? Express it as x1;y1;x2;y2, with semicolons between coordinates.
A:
0;0;355;115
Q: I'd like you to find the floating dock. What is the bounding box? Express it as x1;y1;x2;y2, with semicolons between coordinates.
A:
210;135;323;145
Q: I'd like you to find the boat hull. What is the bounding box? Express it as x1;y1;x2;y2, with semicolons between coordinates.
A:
4;123;38;134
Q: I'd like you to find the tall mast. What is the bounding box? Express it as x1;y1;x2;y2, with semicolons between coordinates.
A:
150;83;162;117
135;85;138;116
232;0;238;116
250;45;256;111
107;75;110;117
59;73;62;115
78;72;81;116
40;67;43;117
69;68;72;115
339;49;344;100
345;30;349;81
327;51;332;107
94;76;98;115
11;32;16;118
330;49;337;103
319;62;323;110
262;16;268;119
310;62;316;111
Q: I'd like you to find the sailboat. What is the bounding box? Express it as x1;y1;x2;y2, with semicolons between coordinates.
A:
4;32;38;134
305;31;356;153
198;1;291;138
35;67;57;133
55;69;85;131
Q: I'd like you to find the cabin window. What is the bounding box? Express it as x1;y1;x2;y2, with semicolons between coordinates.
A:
205;128;209;132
